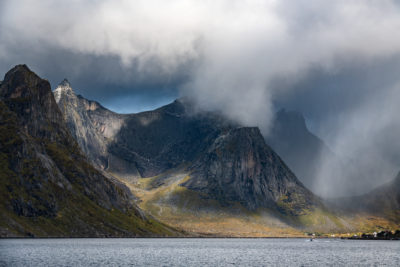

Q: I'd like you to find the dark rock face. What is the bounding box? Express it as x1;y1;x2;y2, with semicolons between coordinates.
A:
0;65;176;237
183;127;318;212
108;101;231;178
1;65;68;141
265;109;335;191
55;86;232;180
56;85;320;214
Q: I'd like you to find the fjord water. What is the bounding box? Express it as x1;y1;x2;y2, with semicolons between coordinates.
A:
1;238;399;266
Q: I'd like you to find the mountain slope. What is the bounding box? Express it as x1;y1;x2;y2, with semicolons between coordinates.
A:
363;172;400;214
0;65;179;237
328;172;400;223
265;109;336;192
53;79;122;170
54;86;233;180
53;85;353;236
183;127;318;213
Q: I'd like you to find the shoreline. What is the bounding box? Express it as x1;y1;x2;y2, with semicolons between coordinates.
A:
1;236;398;240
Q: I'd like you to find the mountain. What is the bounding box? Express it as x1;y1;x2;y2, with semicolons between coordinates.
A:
363;172;400;214
55;86;317;210
0;65;179;237
53;79;121;170
329;172;400;221
183;127;318;213
1;65;396;238
265;109;335;192
54;84;232;180
54;84;353;236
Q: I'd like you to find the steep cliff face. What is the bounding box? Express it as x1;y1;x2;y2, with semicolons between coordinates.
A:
108;100;233;178
53;79;123;169
0;65;178;237
55;87;231;181
265;109;336;191
183;127;318;213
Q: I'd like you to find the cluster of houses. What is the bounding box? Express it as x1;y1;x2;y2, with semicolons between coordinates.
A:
354;230;400;240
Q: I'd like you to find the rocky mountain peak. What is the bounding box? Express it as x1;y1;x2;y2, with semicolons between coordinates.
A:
53;78;75;102
52;80;123;169
59;78;71;87
0;64;177;237
5;64;30;75
0;64;65;140
55;78;73;92
1;64;46;99
183;125;318;212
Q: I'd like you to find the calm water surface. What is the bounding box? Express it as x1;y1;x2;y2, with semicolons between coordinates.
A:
0;238;399;266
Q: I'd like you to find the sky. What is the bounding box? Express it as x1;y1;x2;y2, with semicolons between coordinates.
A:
1;0;400;197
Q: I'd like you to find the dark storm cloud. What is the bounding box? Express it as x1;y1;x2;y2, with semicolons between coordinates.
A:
1;0;400;196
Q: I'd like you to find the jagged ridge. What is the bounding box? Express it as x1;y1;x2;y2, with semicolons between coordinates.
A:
0;65;179;237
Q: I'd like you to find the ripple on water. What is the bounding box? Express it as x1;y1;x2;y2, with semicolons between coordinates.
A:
0;238;399;266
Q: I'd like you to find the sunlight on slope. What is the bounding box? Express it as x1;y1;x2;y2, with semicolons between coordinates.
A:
112;169;397;237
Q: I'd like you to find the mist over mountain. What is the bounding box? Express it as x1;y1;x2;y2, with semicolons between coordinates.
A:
327;172;400;223
2;1;400;200
52;78;400;235
54;79;337;198
1;0;400;239
265;109;336;194
0;64;399;237
54;82;320;216
361;173;400;216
